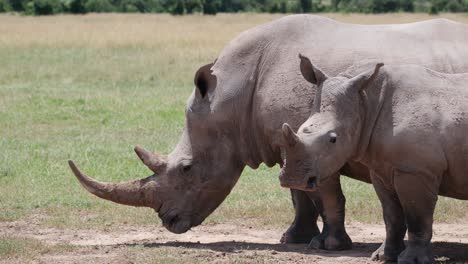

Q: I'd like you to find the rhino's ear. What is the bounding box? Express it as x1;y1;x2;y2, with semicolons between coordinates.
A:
194;61;217;98
282;123;298;147
299;54;328;86
349;63;384;92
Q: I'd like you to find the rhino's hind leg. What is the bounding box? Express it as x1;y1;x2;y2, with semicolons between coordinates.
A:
394;170;438;264
308;174;352;250
371;172;407;262
308;221;353;250
281;189;321;244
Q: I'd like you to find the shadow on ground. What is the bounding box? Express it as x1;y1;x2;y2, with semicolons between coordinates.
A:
121;240;468;262
124;241;379;258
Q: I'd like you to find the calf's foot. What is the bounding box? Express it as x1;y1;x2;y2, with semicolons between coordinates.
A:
398;245;433;264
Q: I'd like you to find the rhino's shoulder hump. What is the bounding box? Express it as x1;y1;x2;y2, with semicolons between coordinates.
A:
221;14;337;51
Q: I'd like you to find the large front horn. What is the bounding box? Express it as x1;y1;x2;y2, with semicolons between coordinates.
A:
134;146;167;174
69;160;160;209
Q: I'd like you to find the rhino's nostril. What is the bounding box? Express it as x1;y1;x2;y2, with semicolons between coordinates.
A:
307;177;317;189
169;215;179;226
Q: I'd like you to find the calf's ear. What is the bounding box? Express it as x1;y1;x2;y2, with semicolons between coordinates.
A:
282;123;298;147
299;54;328;86
194;61;217;98
350;63;384;92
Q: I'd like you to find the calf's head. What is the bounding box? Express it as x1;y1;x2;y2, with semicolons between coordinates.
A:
279;55;383;191
69;62;244;234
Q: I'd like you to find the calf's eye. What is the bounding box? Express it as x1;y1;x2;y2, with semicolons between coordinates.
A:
329;132;337;143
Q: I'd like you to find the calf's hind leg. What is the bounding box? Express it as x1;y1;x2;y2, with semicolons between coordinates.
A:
394;170;438;264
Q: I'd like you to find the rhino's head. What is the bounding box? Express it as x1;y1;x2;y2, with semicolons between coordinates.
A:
279;55;383;191
69;61;245;234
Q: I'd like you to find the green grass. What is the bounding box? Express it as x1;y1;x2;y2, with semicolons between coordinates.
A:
1;13;468;234
0;235;74;263
0;236;44;259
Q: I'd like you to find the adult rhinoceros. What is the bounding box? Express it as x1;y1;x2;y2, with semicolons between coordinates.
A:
69;15;468;251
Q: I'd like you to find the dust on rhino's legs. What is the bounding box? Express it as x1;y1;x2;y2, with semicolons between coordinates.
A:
371;172;406;262
394;170;438;264
308;174;352;250
280;189;321;244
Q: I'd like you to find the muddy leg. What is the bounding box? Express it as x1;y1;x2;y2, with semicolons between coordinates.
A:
394;170;438;264
371;172;406;262
308;174;352;250
280;189;321;244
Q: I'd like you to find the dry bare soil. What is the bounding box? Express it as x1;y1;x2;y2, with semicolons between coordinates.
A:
2;214;468;263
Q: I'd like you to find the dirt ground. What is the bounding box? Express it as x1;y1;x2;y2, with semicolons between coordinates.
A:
1;217;468;264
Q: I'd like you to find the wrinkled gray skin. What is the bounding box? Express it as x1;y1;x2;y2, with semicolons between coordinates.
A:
280;60;468;263
69;15;468;252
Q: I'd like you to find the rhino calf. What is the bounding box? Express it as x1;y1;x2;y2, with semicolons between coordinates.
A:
279;55;468;263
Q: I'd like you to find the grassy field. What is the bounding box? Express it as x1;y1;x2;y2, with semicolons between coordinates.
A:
1;13;468;262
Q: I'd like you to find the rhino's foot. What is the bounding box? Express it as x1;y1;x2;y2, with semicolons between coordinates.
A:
308;231;352;250
280;227;320;244
371;241;405;263
398;245;433;264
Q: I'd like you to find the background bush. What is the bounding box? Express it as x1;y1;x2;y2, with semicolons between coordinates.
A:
0;0;467;15
85;0;115;12
29;0;63;15
0;0;11;11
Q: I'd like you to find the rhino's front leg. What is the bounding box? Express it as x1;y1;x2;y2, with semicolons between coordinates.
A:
371;172;407;262
280;189;321;244
308;173;352;250
394;170;438;264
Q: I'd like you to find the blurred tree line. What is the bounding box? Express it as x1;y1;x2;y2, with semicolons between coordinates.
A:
0;0;467;15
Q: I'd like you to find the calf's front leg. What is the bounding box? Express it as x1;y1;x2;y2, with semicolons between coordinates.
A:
371;172;407;262
394;170;438;264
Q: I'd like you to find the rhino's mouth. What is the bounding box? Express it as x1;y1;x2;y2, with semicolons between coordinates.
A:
160;211;192;234
278;158;320;191
165;216;191;234
159;208;204;234
279;172;320;191
279;167;309;190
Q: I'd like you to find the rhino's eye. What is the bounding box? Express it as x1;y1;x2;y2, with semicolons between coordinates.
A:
180;160;193;173
329;132;337;143
183;165;192;172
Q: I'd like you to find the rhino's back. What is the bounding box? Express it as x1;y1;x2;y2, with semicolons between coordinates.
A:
247;15;468;73
212;15;468;166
